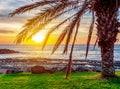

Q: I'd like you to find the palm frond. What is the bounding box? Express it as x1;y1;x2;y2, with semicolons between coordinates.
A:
66;18;80;79
52;30;67;54
15;30;28;44
70;19;80;56
15;1;81;44
24;1;80;28
62;18;77;54
42;21;68;50
85;11;95;59
93;37;98;50
9;1;58;17
63;0;88;54
42;11;79;49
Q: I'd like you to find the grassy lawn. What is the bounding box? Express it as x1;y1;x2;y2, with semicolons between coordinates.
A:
0;72;120;89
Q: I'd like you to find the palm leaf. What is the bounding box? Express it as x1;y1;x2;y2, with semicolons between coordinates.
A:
52;30;67;54
93;37;98;50
42;20;68;50
27;2;79;37
70;19;80;57
42;11;79;49
85;11;95;59
15;1;80;43
63;0;88;54
62;18;77;54
66;18;80;79
9;1;58;16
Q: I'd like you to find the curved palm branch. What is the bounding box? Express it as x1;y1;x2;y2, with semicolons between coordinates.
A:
66;18;80;79
85;11;95;59
63;0;89;54
42;13;76;50
14;1;83;43
10;0;58;16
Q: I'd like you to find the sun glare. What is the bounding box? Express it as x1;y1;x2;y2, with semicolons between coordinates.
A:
32;30;46;43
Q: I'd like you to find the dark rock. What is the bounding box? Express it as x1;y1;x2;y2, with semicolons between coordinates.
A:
115;66;120;69
50;67;58;73
30;66;53;74
31;66;46;74
6;67;22;74
59;66;76;72
58;67;66;72
93;66;102;72
76;65;94;72
23;67;31;72
76;65;102;72
6;70;14;74
0;69;7;74
0;49;20;54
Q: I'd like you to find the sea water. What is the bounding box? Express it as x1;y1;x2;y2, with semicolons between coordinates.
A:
0;44;120;60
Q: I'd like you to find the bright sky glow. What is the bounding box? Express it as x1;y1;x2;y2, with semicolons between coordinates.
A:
32;30;46;43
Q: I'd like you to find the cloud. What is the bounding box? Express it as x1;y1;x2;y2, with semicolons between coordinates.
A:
0;0;38;25
0;0;31;20
0;0;32;14
0;14;31;24
0;29;15;34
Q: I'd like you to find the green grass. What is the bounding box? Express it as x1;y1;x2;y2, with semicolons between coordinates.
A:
0;72;120;89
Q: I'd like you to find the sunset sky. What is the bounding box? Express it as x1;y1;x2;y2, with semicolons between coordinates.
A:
0;0;120;45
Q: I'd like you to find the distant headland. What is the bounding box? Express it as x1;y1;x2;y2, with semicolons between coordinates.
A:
0;49;20;54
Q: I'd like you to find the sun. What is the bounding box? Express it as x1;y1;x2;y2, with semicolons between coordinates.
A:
32;30;46;43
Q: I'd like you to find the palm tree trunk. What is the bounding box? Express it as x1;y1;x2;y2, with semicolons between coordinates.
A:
94;0;119;78
101;44;115;77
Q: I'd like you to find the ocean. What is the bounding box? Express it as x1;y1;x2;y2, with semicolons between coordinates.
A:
0;44;120;60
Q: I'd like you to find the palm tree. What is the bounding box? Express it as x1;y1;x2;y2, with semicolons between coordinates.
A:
10;0;120;79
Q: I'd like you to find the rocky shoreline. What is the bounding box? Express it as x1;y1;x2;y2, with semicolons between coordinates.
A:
0;58;120;74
